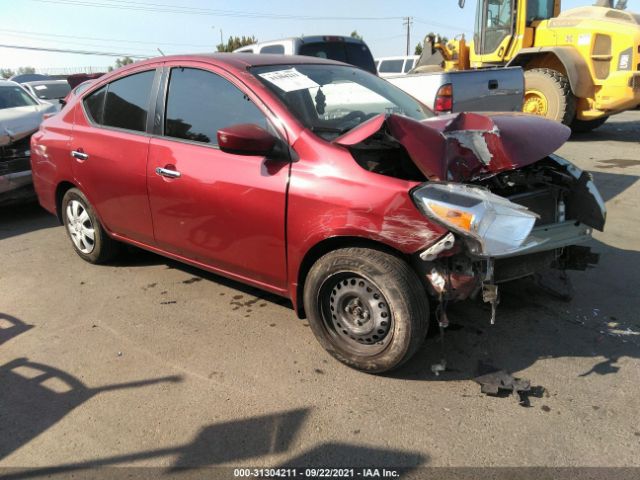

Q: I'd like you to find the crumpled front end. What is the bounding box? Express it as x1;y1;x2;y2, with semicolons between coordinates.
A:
334;111;606;323
0;134;35;204
412;154;606;323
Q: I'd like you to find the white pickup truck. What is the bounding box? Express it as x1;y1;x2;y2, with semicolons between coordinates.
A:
236;36;524;114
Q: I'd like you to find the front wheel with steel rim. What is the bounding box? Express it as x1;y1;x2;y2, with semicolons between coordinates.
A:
303;247;429;373
61;188;119;264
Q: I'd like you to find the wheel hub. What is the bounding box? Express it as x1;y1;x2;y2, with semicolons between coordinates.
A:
523;89;548;116
66;199;95;254
325;275;392;349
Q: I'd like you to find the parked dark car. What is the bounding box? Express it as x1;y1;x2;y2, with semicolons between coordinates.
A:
22;80;71;110
31;54;606;372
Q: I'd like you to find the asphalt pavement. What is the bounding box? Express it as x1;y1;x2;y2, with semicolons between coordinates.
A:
1;111;639;475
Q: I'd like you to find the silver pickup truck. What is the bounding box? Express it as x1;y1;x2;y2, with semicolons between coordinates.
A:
236;36;524;114
384;66;524;113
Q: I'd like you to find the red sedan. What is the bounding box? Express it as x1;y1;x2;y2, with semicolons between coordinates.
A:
31;54;606;373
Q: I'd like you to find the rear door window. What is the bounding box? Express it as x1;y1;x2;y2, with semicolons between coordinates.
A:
163;67;267;146
103;71;155;132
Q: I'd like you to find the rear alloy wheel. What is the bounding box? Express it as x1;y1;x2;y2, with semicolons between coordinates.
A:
62;188;119;264
303;247;429;373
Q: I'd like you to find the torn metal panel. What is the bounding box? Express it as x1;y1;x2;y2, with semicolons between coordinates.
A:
419;232;455;261
334;111;572;182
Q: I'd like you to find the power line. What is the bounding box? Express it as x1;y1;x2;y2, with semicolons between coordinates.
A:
0;28;215;48
29;0;403;21
414;17;472;33
0;32;171;55
0;43;151;59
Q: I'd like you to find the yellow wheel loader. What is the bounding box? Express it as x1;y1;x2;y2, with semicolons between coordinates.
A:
429;0;640;131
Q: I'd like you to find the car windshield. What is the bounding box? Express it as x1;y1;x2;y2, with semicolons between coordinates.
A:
0;85;38;109
29;82;71;100
251;64;433;140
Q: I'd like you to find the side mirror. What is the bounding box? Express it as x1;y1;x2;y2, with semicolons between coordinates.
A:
217;124;277;156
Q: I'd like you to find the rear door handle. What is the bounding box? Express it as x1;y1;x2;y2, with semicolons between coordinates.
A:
155;167;181;179
488;79;499;90
71;150;89;160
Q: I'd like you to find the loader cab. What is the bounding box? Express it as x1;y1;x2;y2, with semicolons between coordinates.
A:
473;0;516;58
471;0;559;62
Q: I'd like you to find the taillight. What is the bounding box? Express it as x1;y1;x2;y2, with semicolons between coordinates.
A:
435;83;453;113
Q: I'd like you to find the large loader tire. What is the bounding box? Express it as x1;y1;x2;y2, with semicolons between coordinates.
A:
523;68;576;125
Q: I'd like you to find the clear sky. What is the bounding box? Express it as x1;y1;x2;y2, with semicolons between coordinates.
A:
1;0;639;72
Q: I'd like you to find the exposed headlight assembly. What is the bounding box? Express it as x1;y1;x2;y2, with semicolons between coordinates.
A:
412;183;539;257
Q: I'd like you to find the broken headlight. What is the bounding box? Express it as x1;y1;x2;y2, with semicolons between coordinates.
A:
412;183;538;257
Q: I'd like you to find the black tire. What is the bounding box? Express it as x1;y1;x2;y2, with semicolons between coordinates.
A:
524;68;576;125
61;188;119;264
303;247;429;373
570;116;609;133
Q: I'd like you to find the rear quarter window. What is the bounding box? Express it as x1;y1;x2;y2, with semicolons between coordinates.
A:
83;70;155;132
84;86;106;123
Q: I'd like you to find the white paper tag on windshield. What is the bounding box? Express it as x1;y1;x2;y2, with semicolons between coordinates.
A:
34;85;48;90
259;68;319;92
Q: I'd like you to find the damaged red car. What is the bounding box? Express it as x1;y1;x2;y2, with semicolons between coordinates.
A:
31;54;606;373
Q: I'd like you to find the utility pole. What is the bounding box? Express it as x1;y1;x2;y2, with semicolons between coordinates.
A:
403;16;413;56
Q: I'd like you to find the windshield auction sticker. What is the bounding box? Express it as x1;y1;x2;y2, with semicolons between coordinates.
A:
258;68;319;92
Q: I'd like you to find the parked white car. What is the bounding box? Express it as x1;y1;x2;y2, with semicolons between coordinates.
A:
375;56;419;78
22;80;71;110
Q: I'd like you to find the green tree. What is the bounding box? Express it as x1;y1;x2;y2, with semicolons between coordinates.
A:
17;66;36;75
350;30;363;41
216;35;258;53
414;43;423;56
108;56;135;72
0;68;16;79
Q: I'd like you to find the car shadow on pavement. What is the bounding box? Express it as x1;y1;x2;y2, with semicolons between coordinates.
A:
112;247;295;309
0;202;59;241
570;120;640;143
0;313;33;345
589;170;639;202
1;408;426;478
0;357;182;463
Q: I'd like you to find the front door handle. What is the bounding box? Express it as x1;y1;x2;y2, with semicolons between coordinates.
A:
155;166;181;179
488;79;499;90
71;150;89;160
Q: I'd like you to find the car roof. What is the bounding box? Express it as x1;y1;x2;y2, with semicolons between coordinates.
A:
22;79;69;86
116;53;348;73
0;79;22;86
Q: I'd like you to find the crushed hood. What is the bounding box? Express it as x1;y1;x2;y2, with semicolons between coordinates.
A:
334;112;571;181
0;104;56;147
